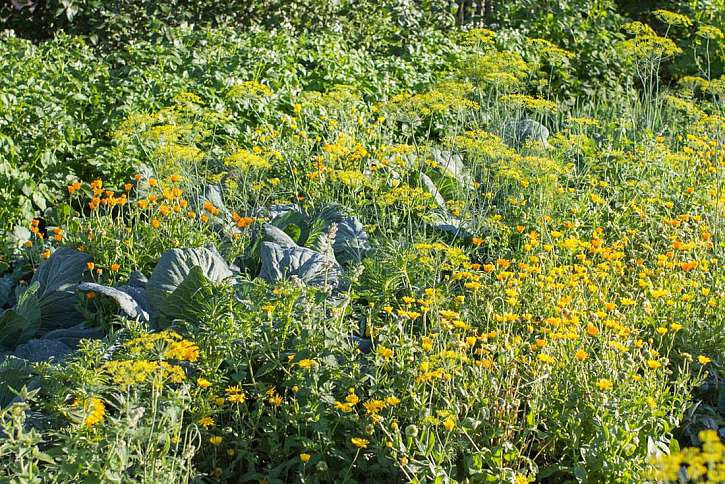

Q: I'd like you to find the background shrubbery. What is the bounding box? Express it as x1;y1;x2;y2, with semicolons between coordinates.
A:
0;1;723;482
1;0;722;241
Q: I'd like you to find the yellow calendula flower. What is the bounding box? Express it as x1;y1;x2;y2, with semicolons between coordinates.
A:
385;396;400;406
537;353;555;364
298;359;317;370
335;401;353;412
377;345;394;359
197;377;212;389
199;416;215;428
75;397;105;427
351;437;369;449
597;379;613;391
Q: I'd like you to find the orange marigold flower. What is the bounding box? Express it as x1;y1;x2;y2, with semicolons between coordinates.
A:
236;217;255;229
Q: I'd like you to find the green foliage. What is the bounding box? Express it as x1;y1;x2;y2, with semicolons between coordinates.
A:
147;247;233;325
0;3;724;483
0;248;90;349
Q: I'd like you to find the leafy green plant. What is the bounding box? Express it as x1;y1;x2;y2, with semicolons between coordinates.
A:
0;248;89;350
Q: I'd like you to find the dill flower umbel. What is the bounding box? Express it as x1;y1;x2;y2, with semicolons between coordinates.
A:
499;94;557;113
226;80;273;98
224;149;271;171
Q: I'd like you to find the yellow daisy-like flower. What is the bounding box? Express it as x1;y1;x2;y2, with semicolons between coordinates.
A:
74;397;105;427
597;379;613;391
377;345;394;360
199;416;215;428
298;359;317;370
197;378;212;389
385;396;400;406
351;437;369;449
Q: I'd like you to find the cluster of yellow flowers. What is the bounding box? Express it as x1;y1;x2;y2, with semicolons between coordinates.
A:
123;330;199;361
647;430;725;483
103;359;187;387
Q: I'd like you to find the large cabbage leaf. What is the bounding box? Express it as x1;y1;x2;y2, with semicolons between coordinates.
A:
259;242;343;291
14;339;72;363
147;247;233;324
0;283;41;348
29;247;90;330
431;149;474;190
262;224;297;248
316;206;372;265
41;323;103;348
158;266;215;323
77;282;150;322
0;275;16;308
331;217;372;265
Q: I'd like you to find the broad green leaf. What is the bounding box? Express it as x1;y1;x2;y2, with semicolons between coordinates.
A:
147;247;232;321
0;282;41;348
259;242;343;291
30;247;90;330
159;266;215;324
